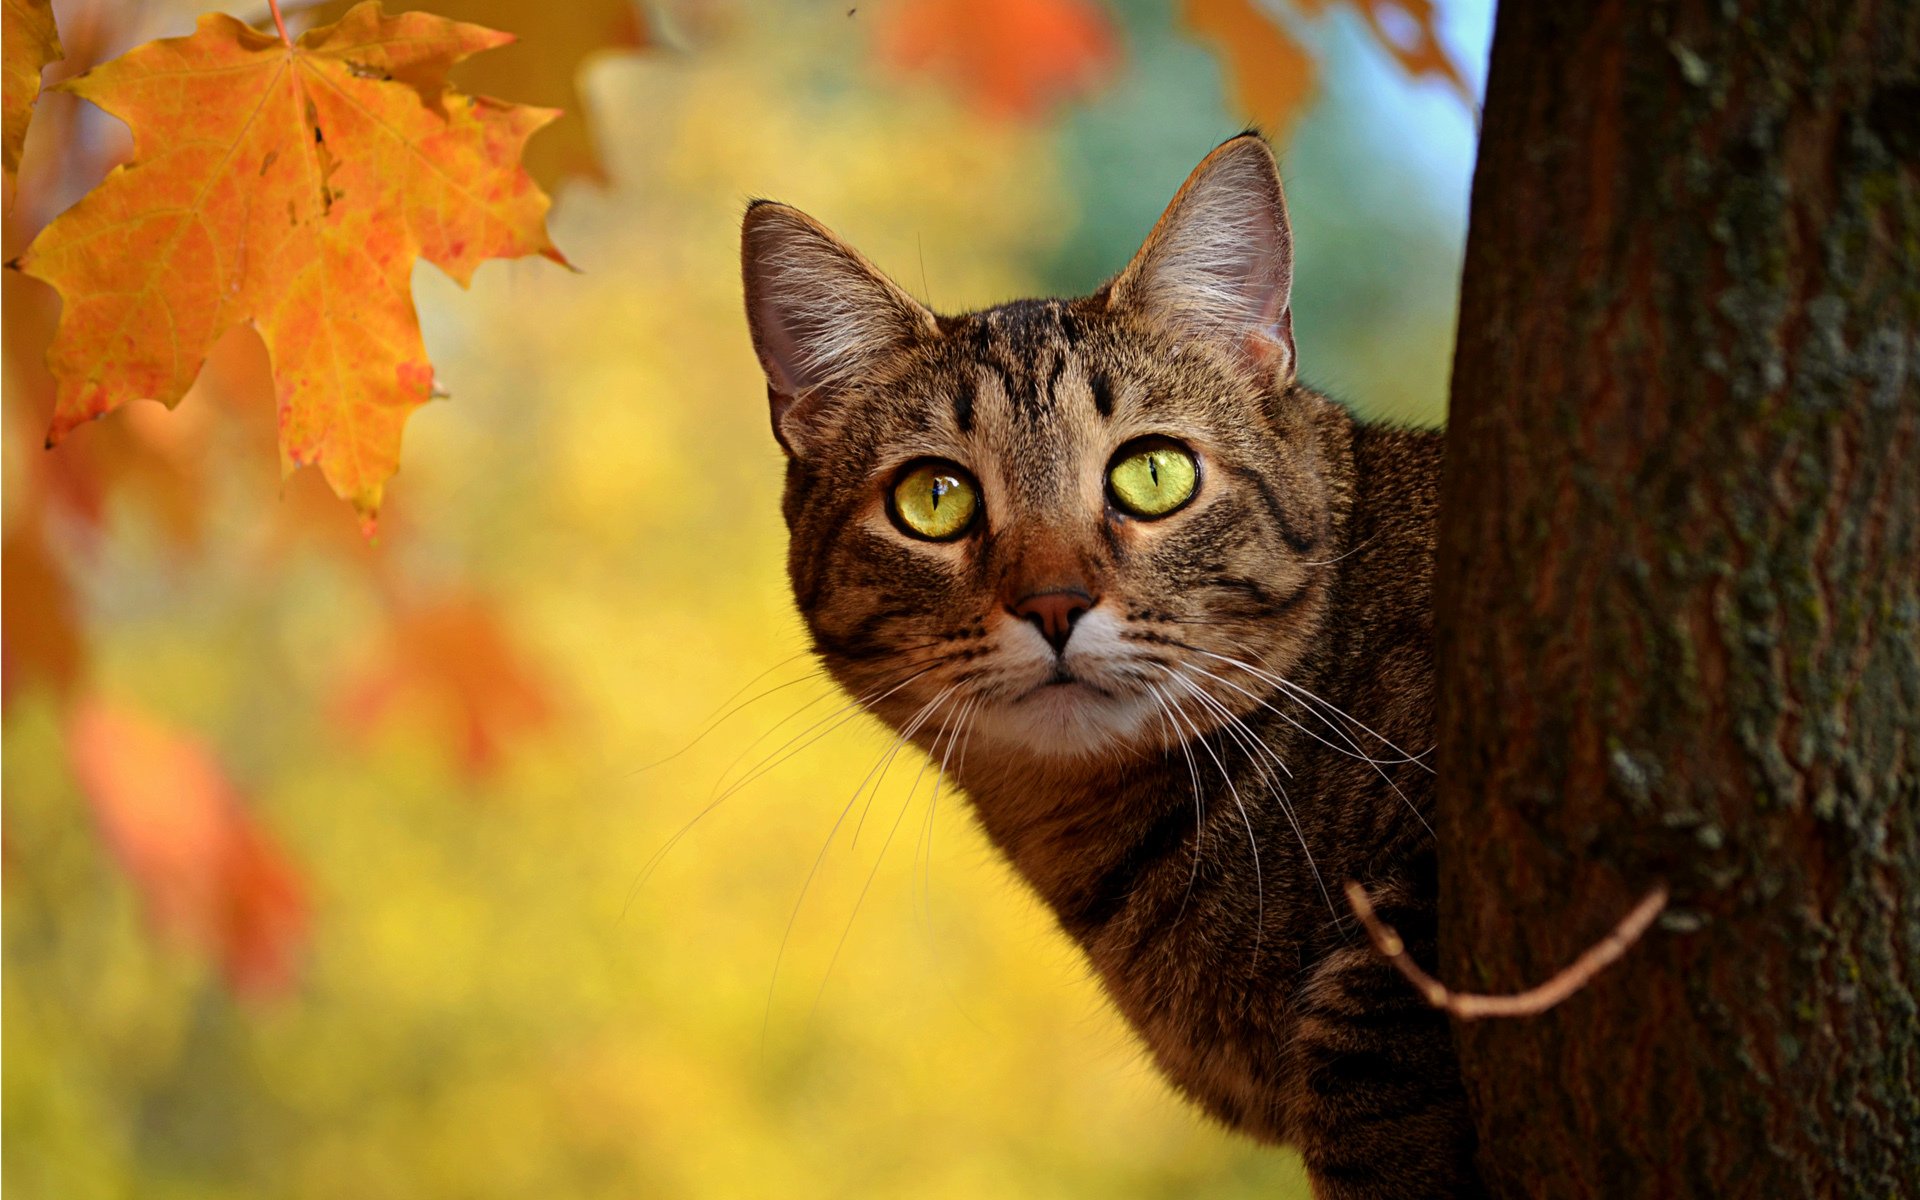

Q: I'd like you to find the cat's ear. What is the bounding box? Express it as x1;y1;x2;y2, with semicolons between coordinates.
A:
741;201;937;456
1108;134;1296;382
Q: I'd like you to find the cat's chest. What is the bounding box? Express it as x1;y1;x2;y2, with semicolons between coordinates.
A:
978;734;1434;1143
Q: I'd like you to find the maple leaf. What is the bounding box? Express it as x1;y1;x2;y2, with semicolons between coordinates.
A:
1292;0;1471;105
876;0;1120;121
2;0;62;209
66;699;310;999
15;3;567;533
6;261;217;546
334;594;554;777
308;0;649;192
1181;0;1317;136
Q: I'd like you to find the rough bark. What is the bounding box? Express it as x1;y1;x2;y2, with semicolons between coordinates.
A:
1434;2;1919;1196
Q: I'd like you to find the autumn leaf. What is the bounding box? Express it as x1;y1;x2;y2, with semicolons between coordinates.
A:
1181;0;1316;136
2;0;62;209
1342;0;1471;105
6;261;220;547
307;0;649;192
66;699;310;998
1293;0;1471;105
2;514;83;711
334;594;553;777
876;0;1120;120
15;2;567;533
1185;1;1471;137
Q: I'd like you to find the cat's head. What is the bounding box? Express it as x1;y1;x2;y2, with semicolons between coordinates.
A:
740;135;1346;763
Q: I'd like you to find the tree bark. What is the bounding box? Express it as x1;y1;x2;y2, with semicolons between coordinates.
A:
1434;2;1919;1196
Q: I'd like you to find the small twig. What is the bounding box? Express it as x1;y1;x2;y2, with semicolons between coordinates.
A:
267;0;292;46
1343;881;1670;1021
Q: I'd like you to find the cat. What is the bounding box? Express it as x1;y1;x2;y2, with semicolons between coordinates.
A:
739;134;1482;1199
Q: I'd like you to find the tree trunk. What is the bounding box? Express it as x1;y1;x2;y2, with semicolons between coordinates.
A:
1433;3;1919;1196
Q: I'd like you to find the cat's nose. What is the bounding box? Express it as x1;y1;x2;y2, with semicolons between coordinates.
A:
1010;589;1094;655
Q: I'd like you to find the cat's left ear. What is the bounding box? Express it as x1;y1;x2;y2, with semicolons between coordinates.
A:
1109;134;1296;382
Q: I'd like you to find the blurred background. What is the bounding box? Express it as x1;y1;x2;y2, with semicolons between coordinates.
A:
2;0;1487;1195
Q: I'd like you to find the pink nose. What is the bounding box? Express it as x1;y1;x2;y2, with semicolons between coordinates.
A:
1010;589;1094;654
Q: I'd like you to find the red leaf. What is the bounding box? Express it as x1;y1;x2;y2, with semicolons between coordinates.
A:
876;0;1120;120
66;700;309;999
334;594;553;777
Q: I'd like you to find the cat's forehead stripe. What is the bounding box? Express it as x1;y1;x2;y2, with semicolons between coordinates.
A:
1088;368;1114;419
953;300;1110;432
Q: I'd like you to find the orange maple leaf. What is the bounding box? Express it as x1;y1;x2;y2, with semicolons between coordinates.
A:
66;699;310;999
1181;0;1317;136
6;258;220;547
876;0;1120;121
308;0;649;191
334;594;554;777
15;2;567;533
2;0;62;209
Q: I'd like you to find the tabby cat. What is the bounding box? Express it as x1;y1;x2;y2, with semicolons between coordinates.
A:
739;135;1481;1199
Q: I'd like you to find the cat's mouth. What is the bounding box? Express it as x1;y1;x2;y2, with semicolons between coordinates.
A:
909;609;1169;758
1027;666;1115;697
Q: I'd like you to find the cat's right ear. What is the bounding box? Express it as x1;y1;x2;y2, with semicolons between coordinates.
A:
741;202;937;456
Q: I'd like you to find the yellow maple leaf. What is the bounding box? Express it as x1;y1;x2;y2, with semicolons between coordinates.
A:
2;0;63;208
15;2;567;531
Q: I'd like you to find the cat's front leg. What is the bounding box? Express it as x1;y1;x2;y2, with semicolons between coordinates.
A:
1287;925;1486;1198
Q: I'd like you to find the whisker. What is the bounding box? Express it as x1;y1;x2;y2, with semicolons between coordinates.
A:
1188;654;1436;840
711;647;959;804
708;640;959;796
1171;669;1336;921
813;690;969;1024
624;651;822;777
1195;648;1433;769
913;694;988;1034
916;695;976;930
625;691;866;908
1131;633;1437;843
1184;662;1412;782
1150;680;1264;969
763;682;960;1049
1296;533;1377;567
1144;685;1208;927
628;657;950;908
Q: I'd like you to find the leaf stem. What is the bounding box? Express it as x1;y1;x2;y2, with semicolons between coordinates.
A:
267;0;292;46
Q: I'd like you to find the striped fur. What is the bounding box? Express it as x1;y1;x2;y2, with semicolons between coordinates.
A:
742;135;1483;1199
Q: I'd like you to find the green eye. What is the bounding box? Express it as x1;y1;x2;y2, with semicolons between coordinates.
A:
1108;440;1199;518
890;460;980;540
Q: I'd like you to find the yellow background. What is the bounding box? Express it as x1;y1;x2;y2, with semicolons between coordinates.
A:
4;1;1480;1195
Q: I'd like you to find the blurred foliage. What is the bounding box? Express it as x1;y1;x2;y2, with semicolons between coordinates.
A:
4;0;1483;1196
